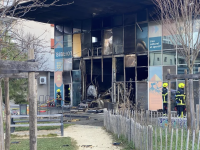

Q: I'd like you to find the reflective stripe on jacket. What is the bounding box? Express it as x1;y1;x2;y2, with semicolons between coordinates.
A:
162;87;168;103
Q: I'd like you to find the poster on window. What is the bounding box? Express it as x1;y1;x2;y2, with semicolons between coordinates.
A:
149;37;162;51
149;66;162;110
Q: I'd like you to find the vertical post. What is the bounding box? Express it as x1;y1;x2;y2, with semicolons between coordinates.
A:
197;104;199;134
61;114;64;136
186;129;190;150
118;84;119;106
5;78;10;150
181;128;183;150
160;128;162;150
101;56;103;82
167;69;171;131
198;131;200;150
192;130;195;150
170;128;173;150
189;77;196;131
0;80;4;150
185;69;191;130
175;128;178;150
165;128;168;150
29;48;37;150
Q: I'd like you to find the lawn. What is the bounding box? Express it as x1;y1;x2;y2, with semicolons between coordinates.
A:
10;137;77;150
13;123;71;132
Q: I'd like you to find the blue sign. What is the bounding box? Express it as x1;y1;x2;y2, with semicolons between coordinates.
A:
149;37;162;51
55;59;63;71
55;84;64;106
55;47;72;59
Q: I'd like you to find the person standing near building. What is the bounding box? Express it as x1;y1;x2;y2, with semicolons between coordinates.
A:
56;89;62;107
175;83;186;118
162;83;168;116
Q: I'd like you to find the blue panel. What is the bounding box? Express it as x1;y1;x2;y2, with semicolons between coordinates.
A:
73;82;81;106
149;66;162;81
149;37;162;51
63;47;72;58
55;47;72;59
55;84;64;106
55;59;63;71
72;70;81;82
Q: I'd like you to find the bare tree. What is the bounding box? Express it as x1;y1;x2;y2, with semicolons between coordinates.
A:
152;0;200;131
0;1;74;150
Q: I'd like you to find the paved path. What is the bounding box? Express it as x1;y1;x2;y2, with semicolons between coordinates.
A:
64;125;122;150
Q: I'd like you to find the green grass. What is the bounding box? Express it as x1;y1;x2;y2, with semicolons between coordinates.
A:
10;137;77;150
14;123;71;132
11;133;58;138
104;128;135;150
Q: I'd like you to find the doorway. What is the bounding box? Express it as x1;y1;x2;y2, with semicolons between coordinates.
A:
64;84;71;104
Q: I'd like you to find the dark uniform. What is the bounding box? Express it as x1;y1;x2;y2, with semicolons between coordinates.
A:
56;91;62;107
175;88;186;117
162;87;168;115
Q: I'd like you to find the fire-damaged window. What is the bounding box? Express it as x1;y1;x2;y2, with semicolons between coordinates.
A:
73;20;81;34
124;13;136;26
81;32;91;57
112;15;123;27
92;30;102;56
103;17;112;28
92;18;102;30
137;10;147;22
116;57;124;81
103;29;113;55
82;19;91;33
124;25;135;54
136;23;148;54
113;27;123;54
73;59;80;70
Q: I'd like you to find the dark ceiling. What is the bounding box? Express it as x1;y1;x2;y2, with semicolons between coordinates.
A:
18;0;154;24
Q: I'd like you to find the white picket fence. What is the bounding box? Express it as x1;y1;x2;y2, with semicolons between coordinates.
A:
104;109;200;150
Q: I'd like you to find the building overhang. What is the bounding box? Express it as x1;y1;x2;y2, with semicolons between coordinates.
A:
15;0;154;24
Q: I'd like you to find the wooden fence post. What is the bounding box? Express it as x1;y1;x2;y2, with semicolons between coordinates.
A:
198;131;200;150
192;130;195;150
5;78;10;150
170;128;173;150
197;104;199;134
181;128;183;150
167;69;172;132
160;128;162;150
28;48;37;150
186;129;190;150
0;81;4;150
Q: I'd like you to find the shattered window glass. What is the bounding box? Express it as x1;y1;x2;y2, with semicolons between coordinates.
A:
103;29;113;55
82;19;91;33
124;25;135;54
113;27;123;54
81;32;91;57
136;23;148;53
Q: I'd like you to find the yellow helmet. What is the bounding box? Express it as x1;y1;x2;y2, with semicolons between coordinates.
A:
163;83;168;87
178;83;185;88
57;89;61;92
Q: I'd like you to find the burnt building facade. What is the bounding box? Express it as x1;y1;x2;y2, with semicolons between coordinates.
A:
19;0;200;110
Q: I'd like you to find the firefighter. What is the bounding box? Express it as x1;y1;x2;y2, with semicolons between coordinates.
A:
175;83;186;118
56;89;62;107
67;87;70;104
162;83;168;116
